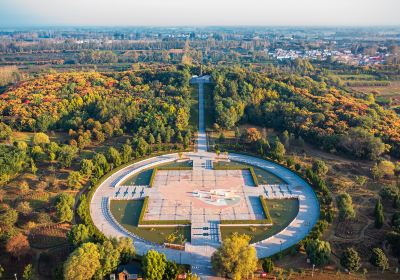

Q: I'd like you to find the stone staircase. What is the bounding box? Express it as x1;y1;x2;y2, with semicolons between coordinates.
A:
190;221;220;245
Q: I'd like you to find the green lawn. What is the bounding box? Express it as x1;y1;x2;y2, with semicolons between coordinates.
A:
214;160;286;184
121;168;154;185
121;160;193;185
220;199;299;243
109;199;191;244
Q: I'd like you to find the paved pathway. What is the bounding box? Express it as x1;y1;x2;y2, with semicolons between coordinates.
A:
89;75;319;279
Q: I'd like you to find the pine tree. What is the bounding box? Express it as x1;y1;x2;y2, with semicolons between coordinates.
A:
374;199;384;228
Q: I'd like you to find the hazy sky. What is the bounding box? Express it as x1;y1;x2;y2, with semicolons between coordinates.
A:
1;0;399;27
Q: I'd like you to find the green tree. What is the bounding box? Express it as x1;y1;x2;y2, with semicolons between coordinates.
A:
369;248;389;271
163;261;178;280
107;147;122;167
374;199;384;229
68;224;91;246
372;160;395;179
94;240;121;279
64;242;101;280
336;193;356;221
211;233;258;280
312;160;329;176
0;208;18;227
148;133;156;146
16;201;32;216
0;122;12;141
281;130;290;148
32;132;50;146
121;144;132;163
55;193;74;222
58;145;78;168
137;137;149;156
93;153;110;174
340;248;360;272
114;237;135;264
67;171;83;189
80;159;94;178
22;264;33;280
305;239;331;266
142;250;167;280
262;258;274;273
270;137;285;161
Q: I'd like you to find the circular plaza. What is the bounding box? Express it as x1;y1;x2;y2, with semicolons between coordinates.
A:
89;78;320;277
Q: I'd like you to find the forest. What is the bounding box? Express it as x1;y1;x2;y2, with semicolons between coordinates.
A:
0;61;400;279
209;66;400;159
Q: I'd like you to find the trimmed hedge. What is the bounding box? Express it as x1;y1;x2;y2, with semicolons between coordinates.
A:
138;196;191;226
158;166;192;171
249;167;259;186
259;195;273;223
148;167;158;187
213;163;248;170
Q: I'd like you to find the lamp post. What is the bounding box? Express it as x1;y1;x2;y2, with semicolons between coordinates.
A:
312;264;315;277
14;273;17;280
279;240;282;254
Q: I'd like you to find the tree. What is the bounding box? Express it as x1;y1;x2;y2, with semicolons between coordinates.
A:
211;233;258;280
107;147;122;167
262;258;274;273
16;201;32;216
312;160;329;176
305;239;331;266
68;224;91;246
121;144;132;163
114;237;135;264
93;153;110;175
369;248;389;271
55;193;74;222
186;272;200;280
281;130;290;148
67;171;83;189
5;233;30;260
95;240;121;279
137;137;149;156
80;159;94;178
246;128;262;143
64;242;101;280
58;145;78;168
336;193;356;221
0;264;4;278
374;199;384;229
22;264;33;280
57;203;73;222
163;261;178;280
340;248;360;272
0;208;18;227
142;250;167;280
0;122;12;141
176;107;189;131
372;160;395;179
270;137;286;161
32;132;50;146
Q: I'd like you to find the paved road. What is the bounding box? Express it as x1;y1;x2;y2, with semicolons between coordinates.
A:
89;76;319;279
197;82;207;154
